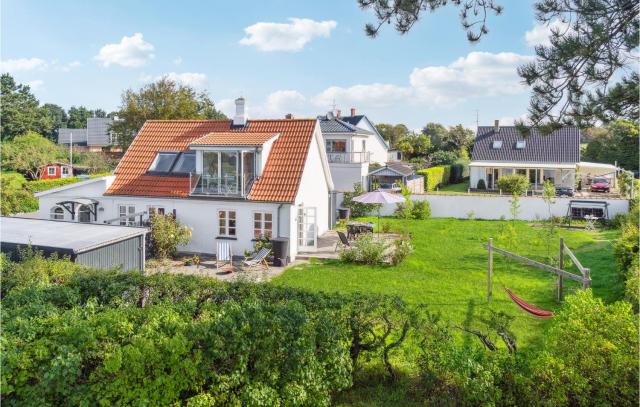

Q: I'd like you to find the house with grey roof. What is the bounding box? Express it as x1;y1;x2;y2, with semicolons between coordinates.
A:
317;108;389;192
58;117;115;149
469;120;580;191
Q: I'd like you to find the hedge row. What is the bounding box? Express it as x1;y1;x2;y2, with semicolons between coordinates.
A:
27;172;111;193
417;166;451;191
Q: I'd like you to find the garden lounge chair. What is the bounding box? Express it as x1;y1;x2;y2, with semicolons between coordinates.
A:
216;240;233;271
335;231;351;251
243;247;271;271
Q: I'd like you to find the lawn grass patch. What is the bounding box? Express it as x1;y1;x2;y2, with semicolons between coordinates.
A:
272;218;622;348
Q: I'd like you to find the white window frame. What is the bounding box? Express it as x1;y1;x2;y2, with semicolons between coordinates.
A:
61;166;70;175
47;166;56;176
253;211;273;239
50;205;64;220
119;204;136;226
218;209;237;237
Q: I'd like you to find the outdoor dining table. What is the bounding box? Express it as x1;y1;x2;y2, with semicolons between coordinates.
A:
346;222;374;239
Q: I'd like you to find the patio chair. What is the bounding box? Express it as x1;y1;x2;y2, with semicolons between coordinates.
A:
215;240;233;271
335;231;351;251
242;247;271;271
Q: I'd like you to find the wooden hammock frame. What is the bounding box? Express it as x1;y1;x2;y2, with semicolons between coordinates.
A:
485;238;591;307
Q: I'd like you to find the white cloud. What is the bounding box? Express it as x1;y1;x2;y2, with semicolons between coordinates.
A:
310;52;533;109
173;57;183;65
410;52;534;103
313;84;411;108
0;58;47;73
26;80;44;90
141;72;208;87
59;60;82;72
525;20;571;47
94;33;155;67
262;90;306;114
240;18;337;52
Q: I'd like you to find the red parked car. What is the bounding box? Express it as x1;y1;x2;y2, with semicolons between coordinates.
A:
590;177;611;193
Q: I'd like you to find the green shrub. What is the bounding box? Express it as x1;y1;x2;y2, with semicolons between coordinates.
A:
428;150;458;166
417;166;451;191
340;234;389;265
1;186;38;215
497;175;529;195
476;179;486;190
449;162;469;183
341;182;381;217
411;200;431;219
390;238;413;265
149;215;192;259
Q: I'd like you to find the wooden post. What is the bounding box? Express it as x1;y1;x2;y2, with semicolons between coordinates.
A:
558;238;564;302
583;268;591;289
488;238;493;303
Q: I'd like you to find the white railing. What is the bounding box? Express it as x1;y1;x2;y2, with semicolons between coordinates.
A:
327;151;371;164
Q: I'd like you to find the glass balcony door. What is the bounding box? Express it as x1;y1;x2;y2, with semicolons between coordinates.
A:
196;150;256;196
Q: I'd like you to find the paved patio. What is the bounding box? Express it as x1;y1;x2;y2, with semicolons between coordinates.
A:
298;230;403;260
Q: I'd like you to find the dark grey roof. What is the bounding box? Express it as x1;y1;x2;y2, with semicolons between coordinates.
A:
0;217;147;254
369;162;414;177
317;114;373;135
338;115;365;126
471;126;580;163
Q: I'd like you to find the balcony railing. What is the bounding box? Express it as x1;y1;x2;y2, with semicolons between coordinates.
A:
327;151;371;164
190;173;254;197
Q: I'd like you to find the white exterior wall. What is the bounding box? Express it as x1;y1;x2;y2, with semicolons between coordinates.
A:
376;194;629;220
352;117;388;164
329;164;368;192
470;167;484;189
292;125;332;253
470;165;575;189
37;177;115;221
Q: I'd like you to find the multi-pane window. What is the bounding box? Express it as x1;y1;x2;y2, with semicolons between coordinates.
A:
50;206;64;220
325;139;347;153
253;212;273;238
119;205;136;226
48;166;56;176
62;166;70;176
218;210;236;237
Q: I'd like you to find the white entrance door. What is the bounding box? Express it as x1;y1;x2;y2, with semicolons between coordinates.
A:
297;207;317;251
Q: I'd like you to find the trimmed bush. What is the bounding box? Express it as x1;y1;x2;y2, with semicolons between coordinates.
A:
449;162;469;184
497;175;529;195
476;179;486;190
417;166;451;191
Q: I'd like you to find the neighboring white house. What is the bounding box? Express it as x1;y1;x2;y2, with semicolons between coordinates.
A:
58;117;116;149
36;98;334;260
469;121;581;191
318;109;389;192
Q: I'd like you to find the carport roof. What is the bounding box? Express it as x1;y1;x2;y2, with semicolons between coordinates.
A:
0;217;147;254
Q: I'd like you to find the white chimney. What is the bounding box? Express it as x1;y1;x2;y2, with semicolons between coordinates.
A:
494;119;500;134
233;97;246;126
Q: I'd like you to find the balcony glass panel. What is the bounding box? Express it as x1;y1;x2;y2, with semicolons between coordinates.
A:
191;150;255;197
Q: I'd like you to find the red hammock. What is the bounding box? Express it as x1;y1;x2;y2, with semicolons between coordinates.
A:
504;288;553;318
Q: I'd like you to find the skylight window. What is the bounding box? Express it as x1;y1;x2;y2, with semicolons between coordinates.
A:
492;140;503;149
171;152;196;173
149;152;178;172
516;140;526;149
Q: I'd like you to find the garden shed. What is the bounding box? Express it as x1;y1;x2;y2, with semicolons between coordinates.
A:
368;163;424;194
0;217;148;271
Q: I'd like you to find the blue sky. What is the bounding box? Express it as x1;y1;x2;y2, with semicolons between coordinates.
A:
1;0;554;129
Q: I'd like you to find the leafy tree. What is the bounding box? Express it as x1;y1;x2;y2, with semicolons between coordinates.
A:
341;182;380;217
428;150;458;166
443;124;474;158
149;215;192;259
1;132;66;179
357;0;639;128
66;106;94;128
0;74;51;140
421;122;447;149
582;120;639;171
375;123;409;148
40;103;68;141
112;77;227;150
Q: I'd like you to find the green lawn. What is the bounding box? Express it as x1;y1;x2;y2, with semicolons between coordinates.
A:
437;180;469;193
273;218;622;348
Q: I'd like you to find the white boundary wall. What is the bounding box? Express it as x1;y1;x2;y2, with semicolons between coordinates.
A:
377;194;629;220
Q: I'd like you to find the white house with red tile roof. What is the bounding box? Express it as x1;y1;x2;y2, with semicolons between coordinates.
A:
35;98;334;261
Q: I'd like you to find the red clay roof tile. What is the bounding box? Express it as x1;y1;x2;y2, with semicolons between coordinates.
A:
105;119;317;203
190;132;278;146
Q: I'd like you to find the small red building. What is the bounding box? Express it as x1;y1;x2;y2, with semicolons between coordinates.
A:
40;163;73;180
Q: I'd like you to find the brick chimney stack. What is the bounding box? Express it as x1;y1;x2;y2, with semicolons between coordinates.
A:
350;107;356;117
494;119;500;134
285;113;293;119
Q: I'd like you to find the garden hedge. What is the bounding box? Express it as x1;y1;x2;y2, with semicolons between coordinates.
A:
449;162;469;184
417;165;451;191
27;172;111;193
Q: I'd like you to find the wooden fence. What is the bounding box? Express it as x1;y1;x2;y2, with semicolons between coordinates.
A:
485;237;591;303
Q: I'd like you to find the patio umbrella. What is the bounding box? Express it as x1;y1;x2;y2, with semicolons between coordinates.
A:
353;190;405;235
